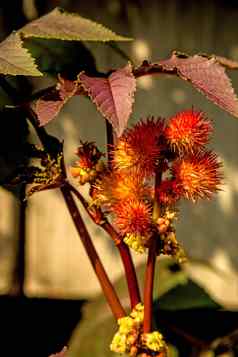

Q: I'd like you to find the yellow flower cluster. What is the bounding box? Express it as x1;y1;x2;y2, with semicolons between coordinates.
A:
110;303;144;355
110;303;166;356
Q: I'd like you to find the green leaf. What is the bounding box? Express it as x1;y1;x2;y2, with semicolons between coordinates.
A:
68;303;120;357
68;259;230;357
156;279;221;311
20;7;132;42
0;32;42;76
24;38;97;78
68;258;188;357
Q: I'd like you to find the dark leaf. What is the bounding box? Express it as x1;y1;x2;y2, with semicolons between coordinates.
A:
156;279;221;311
48;347;67;357
0;108;29;187
68;257;237;357
24;38;97;78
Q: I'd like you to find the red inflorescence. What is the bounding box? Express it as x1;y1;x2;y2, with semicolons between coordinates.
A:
165;110;213;154
113;117;165;176
94;170;151;206
75;141;103;169
172;151;223;201
156;179;181;205
113;198;152;236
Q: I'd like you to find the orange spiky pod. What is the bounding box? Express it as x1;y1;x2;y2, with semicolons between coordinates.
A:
93;169;152;206
165;110;213;154
156;179;181;205
113;118;165;176
172;151;223;201
112;199;153;253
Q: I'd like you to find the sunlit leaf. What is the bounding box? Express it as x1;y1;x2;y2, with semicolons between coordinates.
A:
134;52;238;118
80;63;136;136
20;7;132;42
0;32;42;76
213;55;238;70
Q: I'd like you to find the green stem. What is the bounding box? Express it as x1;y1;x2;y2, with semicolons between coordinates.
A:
67;182;141;309
61;184;125;319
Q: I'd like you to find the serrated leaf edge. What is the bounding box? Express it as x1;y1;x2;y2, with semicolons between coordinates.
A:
79;63;136;136
0;32;42;76
20;7;133;42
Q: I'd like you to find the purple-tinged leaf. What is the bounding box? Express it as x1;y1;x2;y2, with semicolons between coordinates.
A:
34;75;82;126
134;52;238;118
213;55;238;69
79;63;136;136
0;32;42;76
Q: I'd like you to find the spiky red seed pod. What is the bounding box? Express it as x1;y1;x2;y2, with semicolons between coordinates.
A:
113;199;152;237
113;118;165;176
156;179;181;205
94;170;151;205
165;110;213;154
172;151;223;201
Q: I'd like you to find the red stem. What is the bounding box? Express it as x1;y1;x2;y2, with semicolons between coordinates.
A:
105;120;114;170
143;168;162;333
102;221;141;308
143;237;157;333
67;182;141;309
61;184;125;319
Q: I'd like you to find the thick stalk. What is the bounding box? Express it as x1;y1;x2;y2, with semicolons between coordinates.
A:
61;184;125;319
67;182;141;308
102;221;141;308
105;120;114;170
0;76;127;318
143;168;162;332
143;237;157;333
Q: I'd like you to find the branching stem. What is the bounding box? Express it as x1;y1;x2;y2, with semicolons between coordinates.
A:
102;221;141;308
67;182;141;308
143;168;162;333
61;184;125;319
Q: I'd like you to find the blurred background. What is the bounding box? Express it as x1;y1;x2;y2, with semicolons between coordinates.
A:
0;0;238;356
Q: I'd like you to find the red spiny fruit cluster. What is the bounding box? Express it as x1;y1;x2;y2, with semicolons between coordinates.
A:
73;109;223;255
